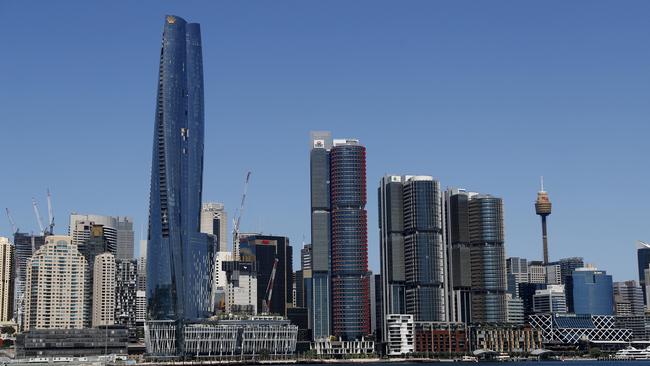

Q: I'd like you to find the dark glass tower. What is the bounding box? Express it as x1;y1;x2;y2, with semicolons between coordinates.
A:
13;232;44;326
637;242;650;305
330;139;370;340
444;189;472;324
469;195;507;323
147;15;213;326
379;175;445;342
309;131;332;339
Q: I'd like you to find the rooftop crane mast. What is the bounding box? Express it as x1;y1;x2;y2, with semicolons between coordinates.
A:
262;257;279;314
46;189;54;235
5;208;18;234
32;198;46;236
232;171;252;260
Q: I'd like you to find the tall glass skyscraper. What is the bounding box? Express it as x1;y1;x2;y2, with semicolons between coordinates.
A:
146;15;213;328
569;267;613;315
330;139;370;340
379;175;445;341
469;195;507;323
309;132;370;341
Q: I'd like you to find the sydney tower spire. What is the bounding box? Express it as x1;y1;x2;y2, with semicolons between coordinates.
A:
535;177;552;264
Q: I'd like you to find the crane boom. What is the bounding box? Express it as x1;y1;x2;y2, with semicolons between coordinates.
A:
262;258;279;314
5;208;17;234
32;198;45;235
46;189;54;235
232;171;252;259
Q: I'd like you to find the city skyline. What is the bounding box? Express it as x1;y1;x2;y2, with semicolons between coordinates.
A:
2;1;650;282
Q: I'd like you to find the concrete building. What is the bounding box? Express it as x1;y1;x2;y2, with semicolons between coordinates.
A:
16;327;129;357
115;259;138;332
506;257;528;298
212;251;232;313
414;322;468;355
528;261;547;284
0;237;14;323
69;214;134;260
506;294;525;325
470;325;542;354
546;263;562;285
136;290;147;324
225;261;257;314
200;202;228;252
24;235;87;330
312;337;375;356
92;253;116;327
614;281;645;316
385;314;414;356
533;285;567;314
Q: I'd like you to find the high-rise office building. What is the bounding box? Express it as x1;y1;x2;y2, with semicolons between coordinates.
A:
69;214;134;260
532;285;567;314
146;15;214;331
24;236;86;330
545;263;562;285
469;195;507;323
379;175;406;336
558;257;584;284
92;253;116;327
309;132;370;341
13;232;44;324
329;138;370;340
200;203;228;252
239;234;293;316
613;281;644;316
301;244;312;271
309;131;332;339
379;175;445;339
506;257;528;297
568;267;613;315
506;294;525;325
444;189;474;324
638;242;650;305
115;259;138;332
0;238;14;322
528;261;547;284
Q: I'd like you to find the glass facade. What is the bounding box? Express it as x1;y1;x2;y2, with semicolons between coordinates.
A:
147;15;213;329
330;142;370;340
469;195;507;323
571;268;614;315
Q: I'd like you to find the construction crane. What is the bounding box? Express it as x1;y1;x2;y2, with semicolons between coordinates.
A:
46;189;55;235
232;171;252;260
5;208;18;234
31;198;46;235
262;258;279;314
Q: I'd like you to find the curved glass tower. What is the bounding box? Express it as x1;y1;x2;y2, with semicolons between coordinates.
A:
330;140;370;340
469;195;507;323
147;15;213;327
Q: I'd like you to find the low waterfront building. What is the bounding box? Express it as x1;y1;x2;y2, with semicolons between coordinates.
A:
470;324;542;354
311;337;375;356
16;326;128;357
385;314;414;356
414;322;468;355
146;316;297;359
529;313;632;349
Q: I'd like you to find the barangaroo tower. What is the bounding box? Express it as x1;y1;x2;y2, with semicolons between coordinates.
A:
146;14;213;347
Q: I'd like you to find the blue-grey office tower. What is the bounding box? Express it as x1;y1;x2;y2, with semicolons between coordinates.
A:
469;195;507;323
310;131;333;340
146;14;213;345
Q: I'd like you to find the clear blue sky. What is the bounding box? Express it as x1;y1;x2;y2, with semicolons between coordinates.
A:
1;1;649;281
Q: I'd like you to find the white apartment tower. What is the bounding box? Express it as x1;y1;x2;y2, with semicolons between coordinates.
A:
200;203;228;252
92;253;116;327
0;238;13;322
24;236;87;330
69;214;134;260
385;314;414;356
